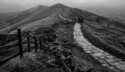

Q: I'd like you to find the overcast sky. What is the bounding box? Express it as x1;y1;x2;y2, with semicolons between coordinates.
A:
0;0;125;13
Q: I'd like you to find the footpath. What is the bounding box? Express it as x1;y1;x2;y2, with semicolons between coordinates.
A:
73;22;125;72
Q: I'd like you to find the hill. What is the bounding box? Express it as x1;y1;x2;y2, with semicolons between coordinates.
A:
0;3;125;58
82;7;125;24
0;3;125;72
0;5;47;30
0;3;83;34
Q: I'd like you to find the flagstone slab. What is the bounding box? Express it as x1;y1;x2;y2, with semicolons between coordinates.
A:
116;64;125;71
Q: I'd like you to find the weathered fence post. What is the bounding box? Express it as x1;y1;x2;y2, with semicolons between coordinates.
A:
34;35;38;52
17;29;23;58
27;33;30;52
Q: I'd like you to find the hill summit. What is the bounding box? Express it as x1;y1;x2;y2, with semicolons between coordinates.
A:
0;3;85;33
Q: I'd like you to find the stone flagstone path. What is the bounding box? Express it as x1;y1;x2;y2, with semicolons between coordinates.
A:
59;14;125;72
73;22;125;72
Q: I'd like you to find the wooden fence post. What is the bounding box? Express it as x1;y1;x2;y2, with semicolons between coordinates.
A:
34;35;38;52
27;33;30;52
17;29;23;58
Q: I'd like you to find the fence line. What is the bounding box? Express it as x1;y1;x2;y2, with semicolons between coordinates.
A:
0;29;41;66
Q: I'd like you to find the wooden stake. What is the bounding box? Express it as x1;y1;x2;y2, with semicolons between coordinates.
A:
17;29;23;58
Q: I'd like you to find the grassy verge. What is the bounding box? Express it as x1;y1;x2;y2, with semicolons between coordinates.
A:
80;22;125;60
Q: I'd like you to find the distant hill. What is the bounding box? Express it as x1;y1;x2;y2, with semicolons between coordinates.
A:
0;5;48;30
81;7;125;24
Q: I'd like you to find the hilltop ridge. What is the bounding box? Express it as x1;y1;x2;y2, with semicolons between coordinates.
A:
0;3;83;33
0;3;125;59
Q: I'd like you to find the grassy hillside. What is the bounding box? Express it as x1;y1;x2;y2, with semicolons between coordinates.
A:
0;3;125;57
0;6;47;30
0;3;125;58
0;3;122;72
0;21;113;72
81;20;125;60
0;34;17;45
0;4;82;34
65;8;125;59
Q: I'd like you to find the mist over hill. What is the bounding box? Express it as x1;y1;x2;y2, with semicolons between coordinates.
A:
0;3;29;13
81;6;125;23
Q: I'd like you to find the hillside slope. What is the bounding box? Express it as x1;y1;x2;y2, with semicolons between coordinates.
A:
69;7;125;59
0;4;83;34
82;7;125;24
0;5;47;29
1;3;125;62
80;17;125;60
1;3;125;72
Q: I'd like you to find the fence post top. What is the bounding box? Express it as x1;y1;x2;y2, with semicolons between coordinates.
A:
17;29;21;31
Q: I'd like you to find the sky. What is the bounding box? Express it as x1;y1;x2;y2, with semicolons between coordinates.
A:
0;0;125;13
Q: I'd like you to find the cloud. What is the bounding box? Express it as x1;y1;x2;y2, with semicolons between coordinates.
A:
0;0;125;12
0;0;125;6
